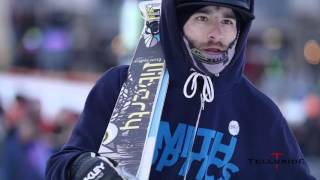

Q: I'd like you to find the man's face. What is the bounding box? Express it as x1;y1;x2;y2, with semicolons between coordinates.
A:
183;6;237;56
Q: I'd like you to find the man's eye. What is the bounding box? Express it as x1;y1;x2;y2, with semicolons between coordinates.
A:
221;19;234;25
196;16;208;22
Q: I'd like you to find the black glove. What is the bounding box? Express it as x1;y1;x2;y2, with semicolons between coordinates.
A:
70;152;126;180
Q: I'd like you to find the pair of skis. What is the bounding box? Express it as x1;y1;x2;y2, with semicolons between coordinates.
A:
98;1;168;179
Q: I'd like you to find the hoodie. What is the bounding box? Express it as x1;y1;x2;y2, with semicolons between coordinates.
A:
45;0;316;179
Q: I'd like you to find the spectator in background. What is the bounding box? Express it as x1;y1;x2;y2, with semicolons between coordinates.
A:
0;97;4;140
0;98;4;180
1;94;29;180
48;108;79;153
295;93;320;157
0;97;3;115
3;95;29;134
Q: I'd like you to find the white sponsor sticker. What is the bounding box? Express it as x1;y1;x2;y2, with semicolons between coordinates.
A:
228;120;240;136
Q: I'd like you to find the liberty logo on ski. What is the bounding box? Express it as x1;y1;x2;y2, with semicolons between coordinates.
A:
101;61;165;146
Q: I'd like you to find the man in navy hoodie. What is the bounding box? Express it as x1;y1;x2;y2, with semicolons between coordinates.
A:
46;0;316;179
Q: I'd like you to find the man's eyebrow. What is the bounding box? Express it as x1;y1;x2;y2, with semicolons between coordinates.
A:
224;12;236;19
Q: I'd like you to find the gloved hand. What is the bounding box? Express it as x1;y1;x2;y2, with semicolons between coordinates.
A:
70;152;133;180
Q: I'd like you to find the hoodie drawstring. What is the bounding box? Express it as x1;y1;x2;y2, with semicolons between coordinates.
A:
183;70;214;103
182;70;215;179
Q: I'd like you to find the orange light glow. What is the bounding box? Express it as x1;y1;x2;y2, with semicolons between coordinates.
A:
304;40;320;65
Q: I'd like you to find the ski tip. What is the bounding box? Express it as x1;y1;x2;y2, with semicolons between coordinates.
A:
139;0;161;21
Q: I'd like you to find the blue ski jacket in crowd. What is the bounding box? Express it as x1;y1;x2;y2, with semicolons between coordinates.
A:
46;0;316;179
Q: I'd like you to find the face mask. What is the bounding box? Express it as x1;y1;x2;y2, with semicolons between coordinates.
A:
183;33;239;76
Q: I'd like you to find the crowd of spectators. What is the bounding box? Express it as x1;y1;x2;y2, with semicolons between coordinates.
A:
0;94;78;179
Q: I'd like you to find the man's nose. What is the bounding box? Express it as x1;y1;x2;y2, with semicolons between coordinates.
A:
208;22;223;42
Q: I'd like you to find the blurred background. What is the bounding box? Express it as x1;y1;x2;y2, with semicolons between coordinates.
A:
0;0;319;179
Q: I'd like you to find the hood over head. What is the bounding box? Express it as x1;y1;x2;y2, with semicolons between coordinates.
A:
160;0;255;93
